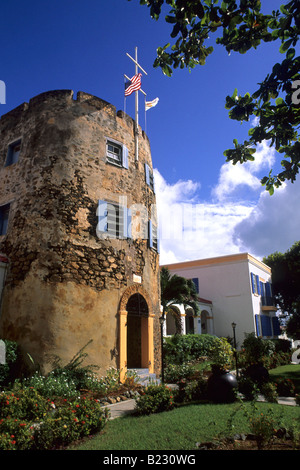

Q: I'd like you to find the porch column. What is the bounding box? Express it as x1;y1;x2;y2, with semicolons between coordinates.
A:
141;314;155;373
119;309;127;383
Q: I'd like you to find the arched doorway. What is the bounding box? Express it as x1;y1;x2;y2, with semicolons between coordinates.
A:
201;310;209;334
166;306;182;335
118;285;155;381
185;308;195;334
126;293;148;368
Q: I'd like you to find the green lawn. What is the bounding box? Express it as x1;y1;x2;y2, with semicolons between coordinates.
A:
269;364;300;394
72;401;300;451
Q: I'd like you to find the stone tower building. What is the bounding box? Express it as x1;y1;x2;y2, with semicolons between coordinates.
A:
0;90;161;380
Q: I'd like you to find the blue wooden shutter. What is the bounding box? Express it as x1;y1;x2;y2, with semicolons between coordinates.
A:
122;145;129;169
122;207;132;239
251;273;256;293
145;163;150;186
255;315;261;336
265;282;272;297
192;278;199;293
261;315;272;336
96;200;108;234
148;219;153;248
272;316;281;336
256;275;260;295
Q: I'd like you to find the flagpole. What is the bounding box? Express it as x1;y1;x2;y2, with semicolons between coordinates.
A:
144;96;147;134
135;47;139;162
125;47;148;161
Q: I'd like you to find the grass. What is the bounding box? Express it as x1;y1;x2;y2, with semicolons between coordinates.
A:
269;364;300;394
71;401;300;450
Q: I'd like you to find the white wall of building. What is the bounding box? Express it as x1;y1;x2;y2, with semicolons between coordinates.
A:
162;253;278;348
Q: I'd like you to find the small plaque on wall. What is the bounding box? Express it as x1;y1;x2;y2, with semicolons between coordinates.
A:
133;274;142;284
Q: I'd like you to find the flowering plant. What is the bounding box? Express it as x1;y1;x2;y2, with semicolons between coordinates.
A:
135;384;175;415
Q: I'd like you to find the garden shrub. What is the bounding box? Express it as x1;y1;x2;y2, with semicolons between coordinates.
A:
20;371;78;398
238;376;260;401
0;340;22;387
33;396;109;450
175;376;208;403
0;387;109;450
242;333;275;365
275;378;296;397
163;334;222;365
260;382;278;403
134;384;175;415
164;363;197;384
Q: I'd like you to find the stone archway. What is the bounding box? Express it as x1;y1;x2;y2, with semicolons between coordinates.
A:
185;308;195;334
126;293;148;368
201;310;209;334
118;285;154;381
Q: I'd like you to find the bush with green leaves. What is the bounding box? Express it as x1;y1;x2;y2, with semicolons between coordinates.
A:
163;334;222;365
0;339;22;387
33;396;109;450
164;363;197;384
242;333;275;366
275;378;296;397
208;337;233;371
20;371;78;398
0;387;109;450
135;384;175;415
238;376;260;401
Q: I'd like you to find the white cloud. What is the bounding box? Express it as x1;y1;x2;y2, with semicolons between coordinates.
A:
154;139;299;265
212;140;276;201
154;169;252;264
233;178;300;258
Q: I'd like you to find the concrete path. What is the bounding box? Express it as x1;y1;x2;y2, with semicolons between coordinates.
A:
104;398;137;420
103;394;297;421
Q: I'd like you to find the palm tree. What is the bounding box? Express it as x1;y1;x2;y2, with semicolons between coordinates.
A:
160;267;200;382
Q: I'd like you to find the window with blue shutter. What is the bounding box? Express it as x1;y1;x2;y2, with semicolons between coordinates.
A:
255;315;261;337
272;316;281;336
96;200;131;239
148;219;158;251
192;278;199;293
145;163;155;192
97;200;108;235
251;272;259;294
106;139;129;169
0;203;10;235
5;139;21;166
261;315;272;336
122;145;129;169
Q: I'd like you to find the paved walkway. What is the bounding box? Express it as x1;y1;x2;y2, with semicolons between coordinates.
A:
103;395;297;420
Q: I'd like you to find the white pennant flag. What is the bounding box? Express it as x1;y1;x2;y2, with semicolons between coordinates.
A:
145;97;159;111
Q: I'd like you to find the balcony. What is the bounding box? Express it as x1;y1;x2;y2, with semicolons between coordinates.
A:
261;296;276;311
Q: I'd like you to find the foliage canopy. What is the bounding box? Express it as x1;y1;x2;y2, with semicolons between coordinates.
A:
264;241;300;339
130;0;300;193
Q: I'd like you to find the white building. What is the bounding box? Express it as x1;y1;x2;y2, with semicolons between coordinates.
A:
162;253;280;348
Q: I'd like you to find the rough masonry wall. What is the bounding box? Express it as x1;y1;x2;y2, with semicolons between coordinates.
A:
0;90;161;376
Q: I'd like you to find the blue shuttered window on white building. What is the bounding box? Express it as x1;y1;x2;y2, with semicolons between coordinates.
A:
255;314;281;337
251;272;274;306
192;278;199;293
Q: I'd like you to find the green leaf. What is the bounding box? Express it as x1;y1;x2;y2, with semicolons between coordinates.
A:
286;48;295;60
279;39;293;54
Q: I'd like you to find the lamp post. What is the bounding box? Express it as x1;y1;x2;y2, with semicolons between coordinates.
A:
159;315;165;384
231;322;238;378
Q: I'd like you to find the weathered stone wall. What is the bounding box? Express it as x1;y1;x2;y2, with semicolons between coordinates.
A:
0;90;161;376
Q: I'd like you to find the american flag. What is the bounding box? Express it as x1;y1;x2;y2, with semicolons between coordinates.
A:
125;73;142;96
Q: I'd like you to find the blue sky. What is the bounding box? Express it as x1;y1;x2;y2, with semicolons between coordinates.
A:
1;0;299;264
